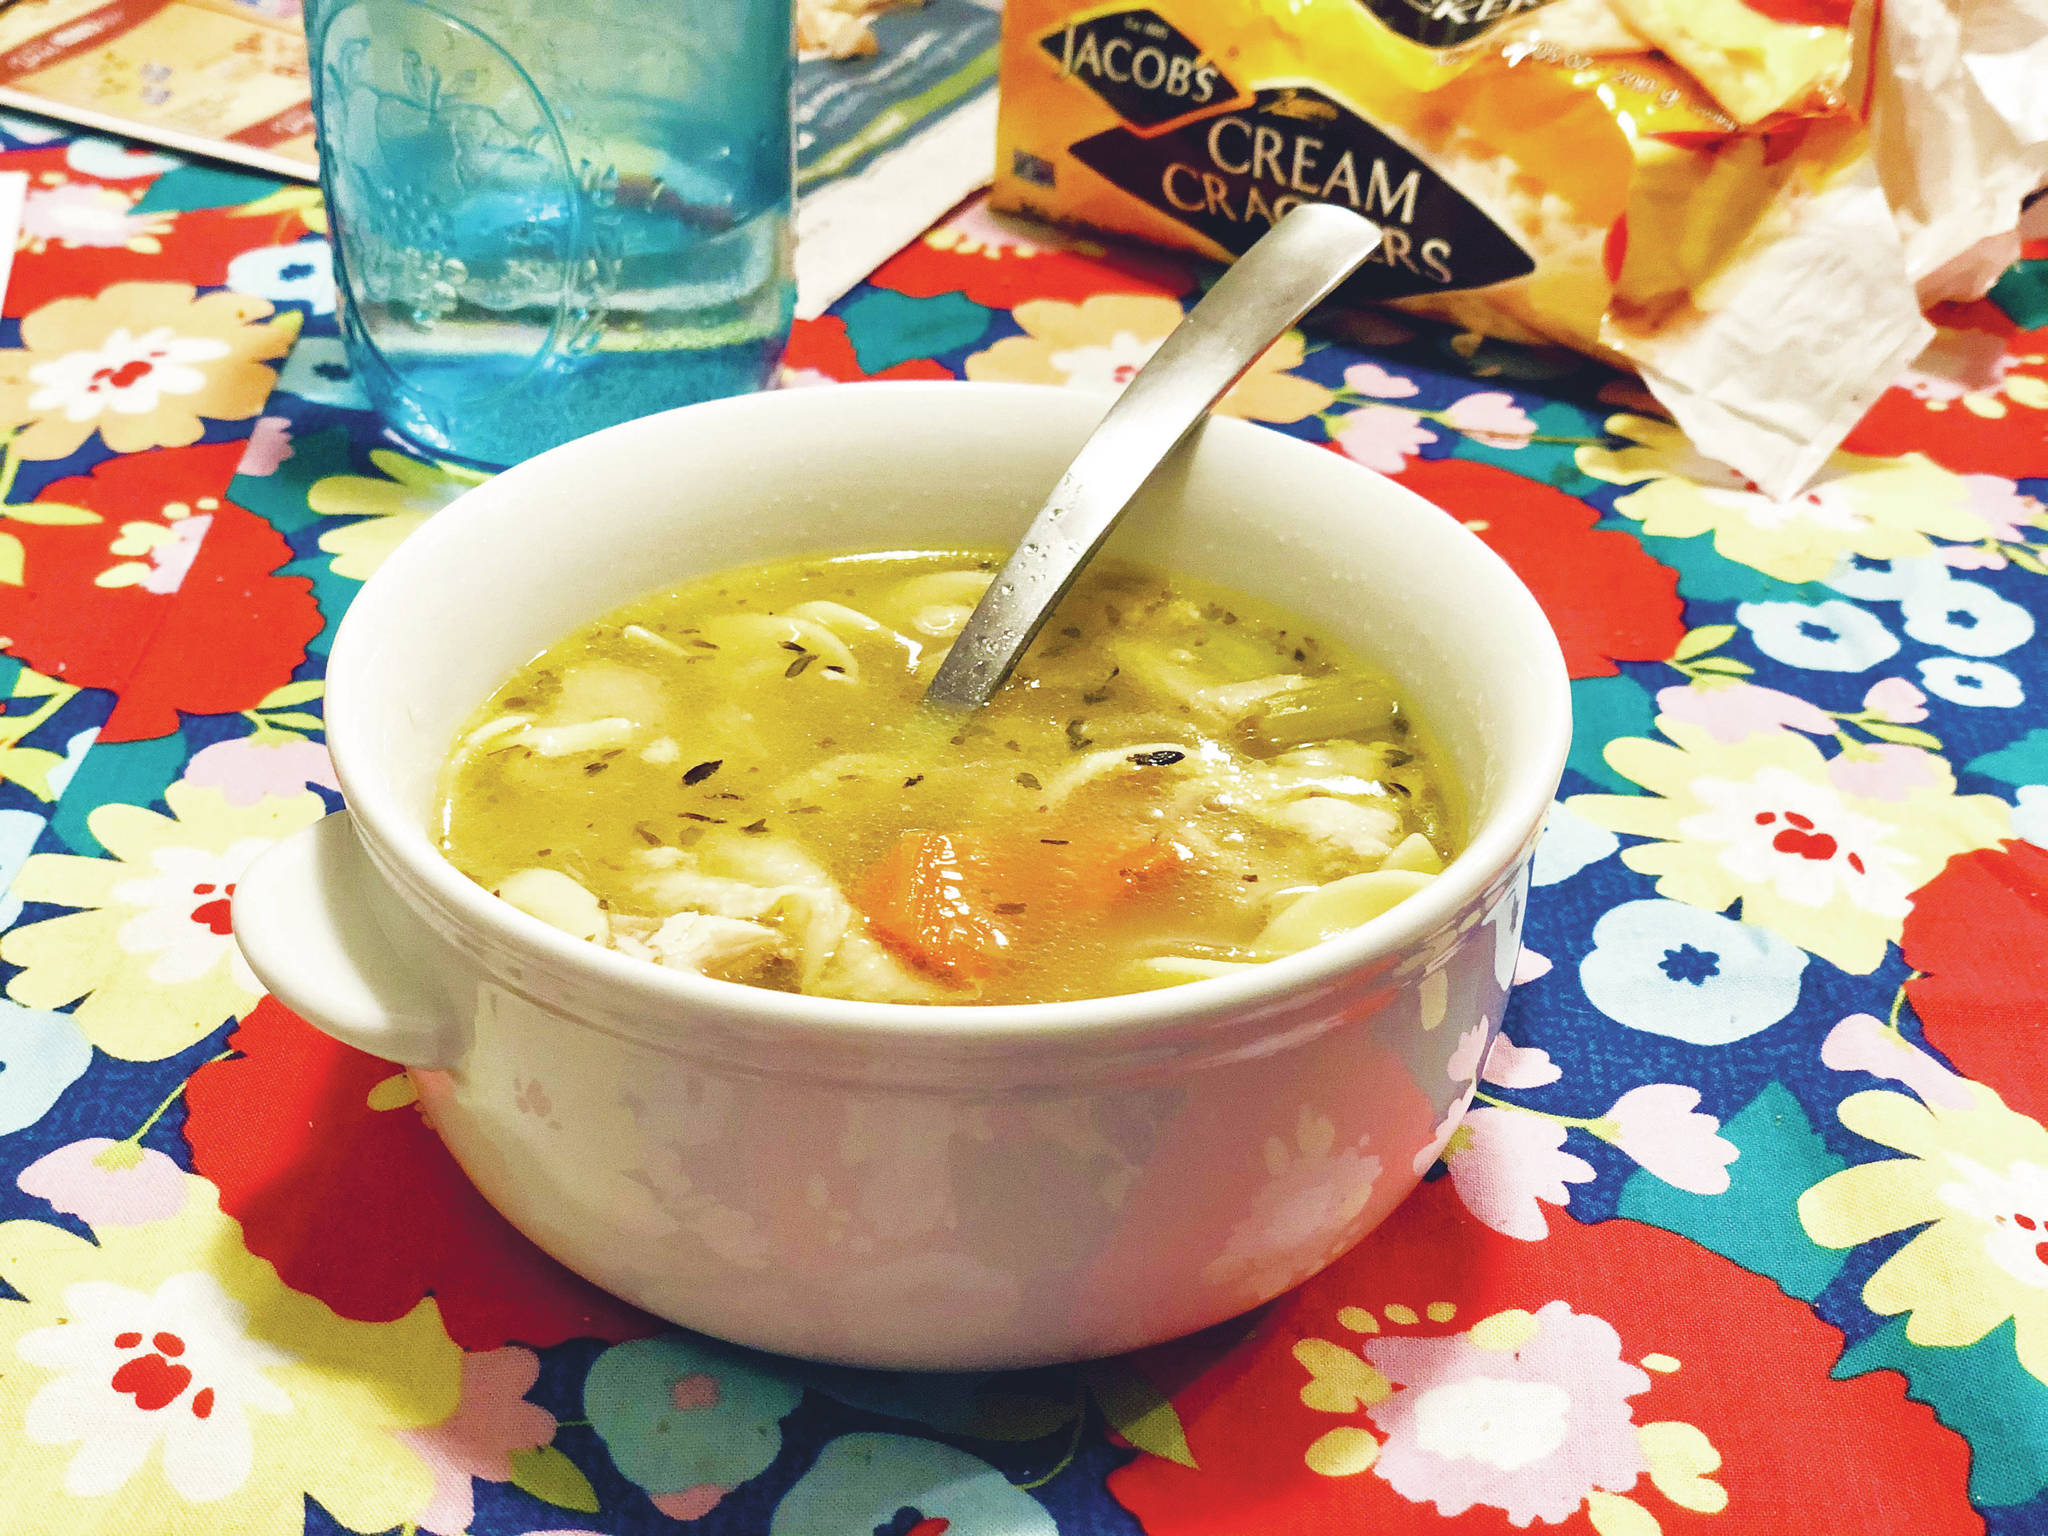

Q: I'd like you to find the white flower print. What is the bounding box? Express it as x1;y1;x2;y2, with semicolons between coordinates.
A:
1410;1374;1572;1470
1047;330;1159;391
2013;785;2048;850
1679;765;1916;917
21;183;167;252
1577;898;1807;1047
1737;599;1900;673
1934;1154;2048;1292
225;243;336;316
19;1272;292;1501
1918;657;2025;709
1824;552;1952;603
1700;480;1870;537
111;840;270;989
27;327;231;427
1365;1302;1650;1524
1900;577;2034;657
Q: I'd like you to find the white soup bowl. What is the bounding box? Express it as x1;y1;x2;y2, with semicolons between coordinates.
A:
233;381;1570;1369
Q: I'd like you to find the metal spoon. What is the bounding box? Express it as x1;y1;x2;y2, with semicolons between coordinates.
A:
924;202;1383;712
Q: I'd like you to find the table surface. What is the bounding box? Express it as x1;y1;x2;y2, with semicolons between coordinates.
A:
0;116;2043;1536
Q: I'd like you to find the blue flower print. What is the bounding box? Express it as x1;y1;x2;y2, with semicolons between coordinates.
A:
1737;599;1900;672
1901;576;2034;657
1532;800;1619;887
0;1001;94;1135
0;808;49;930
1918;656;2024;708
227;240;336;315
50;726;92;801
0;113;64;146
770;1435;1059;1536
275;337;370;408
63;136;178;179
1578;899;1808;1046
585;1333;802;1520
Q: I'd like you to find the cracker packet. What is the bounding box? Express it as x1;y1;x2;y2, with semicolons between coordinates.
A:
992;0;2048;495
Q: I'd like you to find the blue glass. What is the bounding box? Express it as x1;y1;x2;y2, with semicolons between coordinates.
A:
304;0;796;468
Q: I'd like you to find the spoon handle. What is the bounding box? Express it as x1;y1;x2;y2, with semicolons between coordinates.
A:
924;202;1383;713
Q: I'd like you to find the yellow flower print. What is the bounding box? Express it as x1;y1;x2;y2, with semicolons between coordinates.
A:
0;1177;457;1533
231;184;329;238
964;293;1334;423
1295;1299;1725;1531
310;450;489;582
0;780;327;1060
922;197;1072;260
1896;324;2048;420
1577;415;1990;584
1569;720;2008;974
1799;1082;2048;1385
0;283;297;461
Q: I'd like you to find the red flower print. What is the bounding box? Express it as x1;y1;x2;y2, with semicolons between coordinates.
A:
9;205;296;317
0;442;322;741
783;315;953;384
1843;307;2048;480
3;146;319;314
1109;1180;1978;1534
1391;458;1686;680
871;195;1195;310
1902;839;2048;1123
182;998;663;1351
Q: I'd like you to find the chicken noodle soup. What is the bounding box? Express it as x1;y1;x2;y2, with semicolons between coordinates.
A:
437;552;1459;1004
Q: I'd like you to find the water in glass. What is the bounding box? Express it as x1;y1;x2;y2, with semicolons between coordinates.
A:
304;0;796;467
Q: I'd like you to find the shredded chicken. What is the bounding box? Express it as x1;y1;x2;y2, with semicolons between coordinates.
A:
634;839;951;1002
612;911;789;978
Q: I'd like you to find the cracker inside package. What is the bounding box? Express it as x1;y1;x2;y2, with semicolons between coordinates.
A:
993;0;2048;494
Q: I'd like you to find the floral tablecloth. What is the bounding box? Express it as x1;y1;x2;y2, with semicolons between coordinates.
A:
0;109;2045;1536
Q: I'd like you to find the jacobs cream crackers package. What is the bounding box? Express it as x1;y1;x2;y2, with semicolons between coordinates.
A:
994;0;2048;493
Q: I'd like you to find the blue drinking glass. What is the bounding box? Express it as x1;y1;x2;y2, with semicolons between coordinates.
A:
303;0;796;468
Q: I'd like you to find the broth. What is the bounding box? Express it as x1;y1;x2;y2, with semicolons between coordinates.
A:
438;551;1458;1004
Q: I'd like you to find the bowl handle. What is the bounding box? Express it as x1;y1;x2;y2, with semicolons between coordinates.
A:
233;811;462;1069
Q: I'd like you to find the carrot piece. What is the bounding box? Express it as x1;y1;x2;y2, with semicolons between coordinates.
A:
989;831;1192;915
1057;833;1192;912
854;832;1012;983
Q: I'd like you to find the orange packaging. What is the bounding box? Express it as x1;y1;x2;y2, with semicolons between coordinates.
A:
993;0;2048;493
